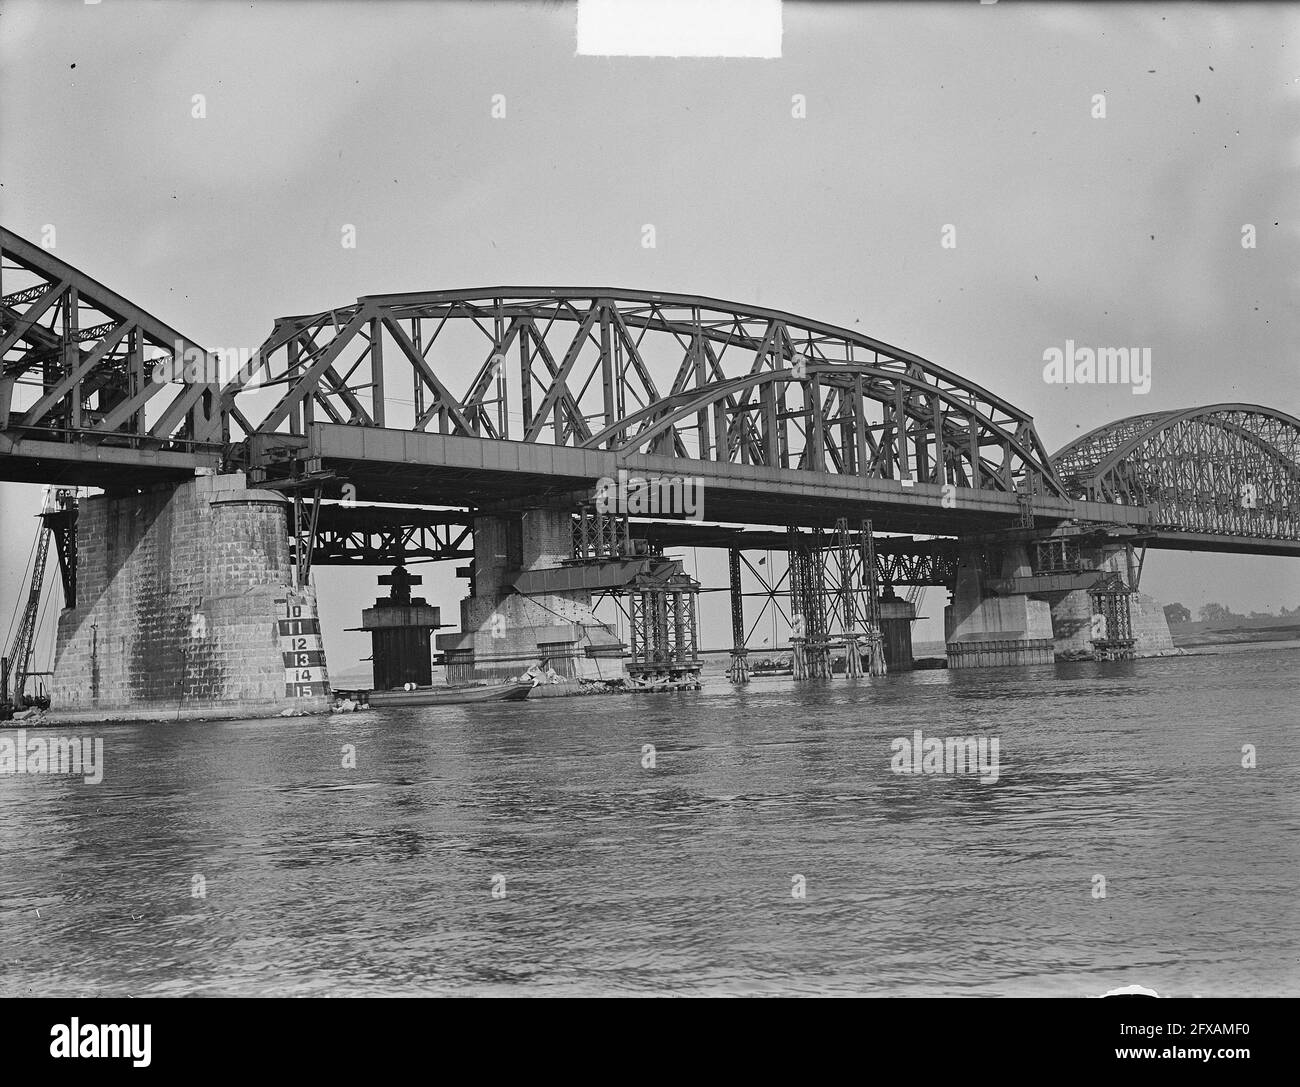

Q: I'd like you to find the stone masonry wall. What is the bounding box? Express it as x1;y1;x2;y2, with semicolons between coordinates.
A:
50;474;330;721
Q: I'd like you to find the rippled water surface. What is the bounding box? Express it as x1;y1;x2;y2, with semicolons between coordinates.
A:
2;645;1297;996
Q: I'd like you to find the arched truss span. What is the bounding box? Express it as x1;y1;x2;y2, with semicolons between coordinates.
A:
0;227;222;449
226;289;1066;498
1052;404;1300;540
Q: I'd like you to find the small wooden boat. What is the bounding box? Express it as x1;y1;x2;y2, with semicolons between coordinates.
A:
366;681;533;708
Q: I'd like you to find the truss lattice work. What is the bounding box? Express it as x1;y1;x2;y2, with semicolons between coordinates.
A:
0;228;223;451
225;289;1066;499
1053;404;1300;541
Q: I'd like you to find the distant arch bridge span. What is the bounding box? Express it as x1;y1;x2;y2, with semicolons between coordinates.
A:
1053;404;1300;554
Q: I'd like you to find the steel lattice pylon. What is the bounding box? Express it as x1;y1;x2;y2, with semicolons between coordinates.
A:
1089;572;1136;662
787;526;830;679
625;573;701;683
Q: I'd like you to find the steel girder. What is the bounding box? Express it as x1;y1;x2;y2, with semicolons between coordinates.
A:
1051;403;1300;541
631;522;959;586
875;544;959;588
225;289;1066;500
306;504;473;565
0;227;224;452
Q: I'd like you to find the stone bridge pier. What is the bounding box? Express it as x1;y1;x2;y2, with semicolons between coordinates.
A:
436;509;626;684
1040;543;1174;659
50;473;332;722
944;543;1056;668
944;535;1174;668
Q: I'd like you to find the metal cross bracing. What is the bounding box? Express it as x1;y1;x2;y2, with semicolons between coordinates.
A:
726;547;750;683
0;227;224;487
1089;572;1136;661
1052;404;1300;551
717;517;920;681
725;546;796;678
856;519;888;677
874;537;961;587
305;504;473;566
724;521;895;682
627;522;961;588
571;506;631;562
624;576;701;681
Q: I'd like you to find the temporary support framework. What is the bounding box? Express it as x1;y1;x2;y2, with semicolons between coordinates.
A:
854;518;888;677
39;489;78;606
726;548;749;683
834;520;863;677
1089;571;1136;661
625;572;701;682
1;488;72;713
724;548;794;678
572;506;630;561
787;525;831;679
722;520;892;683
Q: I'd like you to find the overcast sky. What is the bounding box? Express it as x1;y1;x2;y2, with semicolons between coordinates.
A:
2;1;1298;680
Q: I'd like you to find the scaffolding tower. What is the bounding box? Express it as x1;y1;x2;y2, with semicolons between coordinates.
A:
1089;571;1136;661
625;567;702;684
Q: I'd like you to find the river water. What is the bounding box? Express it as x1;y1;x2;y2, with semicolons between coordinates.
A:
2;643;1296;996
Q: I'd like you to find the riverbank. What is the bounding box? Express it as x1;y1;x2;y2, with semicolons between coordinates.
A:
1170;620;1300;649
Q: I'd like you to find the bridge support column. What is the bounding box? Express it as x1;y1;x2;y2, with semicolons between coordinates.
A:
436;509;625;684
358;566;444;690
787;527;831;678
945;543;1055;668
1047;544;1174;659
877;591;916;671
625;577;702;689
50;473;331;721
726;547;749;684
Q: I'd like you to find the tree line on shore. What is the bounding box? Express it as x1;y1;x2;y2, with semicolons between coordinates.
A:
1163;601;1300;625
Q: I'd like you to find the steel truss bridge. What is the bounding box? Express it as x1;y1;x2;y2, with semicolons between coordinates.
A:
1053;405;1300;555
4;226;1300;576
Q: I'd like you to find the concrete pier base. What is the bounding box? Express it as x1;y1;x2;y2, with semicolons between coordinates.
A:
437;510;625;684
945;544;1055;668
49;473;331;722
1046;548;1174;658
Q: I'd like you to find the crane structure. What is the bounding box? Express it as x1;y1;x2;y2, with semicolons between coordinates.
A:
1;487;70;718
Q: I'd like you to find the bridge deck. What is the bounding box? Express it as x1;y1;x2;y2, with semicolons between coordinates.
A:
0;433;219;488
255;422;1151;537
